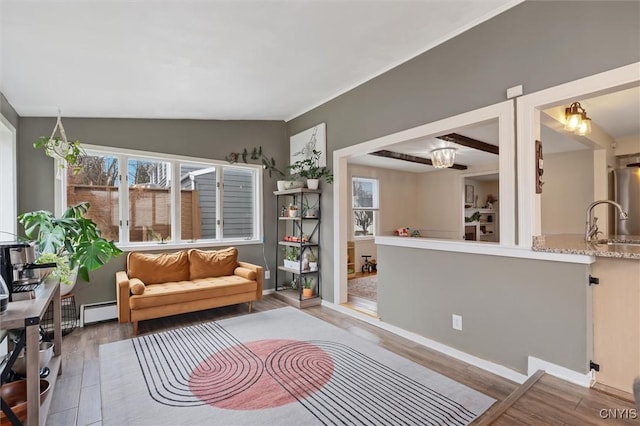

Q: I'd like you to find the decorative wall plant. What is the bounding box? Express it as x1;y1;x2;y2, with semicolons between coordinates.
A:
225;146;284;177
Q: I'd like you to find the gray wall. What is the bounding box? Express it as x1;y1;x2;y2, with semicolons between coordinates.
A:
285;1;638;373
377;245;591;374
18;117;287;308
1;93;19;129
287;1;639;301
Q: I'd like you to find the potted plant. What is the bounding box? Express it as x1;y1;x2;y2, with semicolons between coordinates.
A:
282;246;300;270
302;277;315;297
288;150;333;190
34;136;85;175
18;202;122;295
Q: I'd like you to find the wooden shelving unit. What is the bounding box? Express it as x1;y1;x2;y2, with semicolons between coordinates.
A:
0;279;62;426
464;208;498;242
347;241;356;278
273;188;322;308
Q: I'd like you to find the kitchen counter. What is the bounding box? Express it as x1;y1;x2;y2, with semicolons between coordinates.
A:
532;234;640;260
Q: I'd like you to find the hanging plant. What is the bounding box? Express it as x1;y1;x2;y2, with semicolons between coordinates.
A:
33;112;85;175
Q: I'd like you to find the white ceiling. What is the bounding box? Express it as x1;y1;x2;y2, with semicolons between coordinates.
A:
0;0;520;120
349;120;499;172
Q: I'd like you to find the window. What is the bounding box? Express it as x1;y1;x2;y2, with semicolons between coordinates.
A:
67;153;120;241
352;177;379;237
180;164;216;240
61;145;262;248
0;118;16;240
128;158;172;243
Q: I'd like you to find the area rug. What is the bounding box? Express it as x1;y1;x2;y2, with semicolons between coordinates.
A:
99;307;494;425
347;274;377;301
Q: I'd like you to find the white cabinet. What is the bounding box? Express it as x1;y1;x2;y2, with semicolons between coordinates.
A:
464;209;498;242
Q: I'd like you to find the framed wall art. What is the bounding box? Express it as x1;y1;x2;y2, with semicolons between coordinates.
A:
289;122;326;166
465;184;475;204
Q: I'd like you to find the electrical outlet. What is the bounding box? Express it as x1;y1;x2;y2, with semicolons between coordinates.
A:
452;314;463;331
265;270;270;280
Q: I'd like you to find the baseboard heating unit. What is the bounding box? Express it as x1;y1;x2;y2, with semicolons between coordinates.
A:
80;300;118;326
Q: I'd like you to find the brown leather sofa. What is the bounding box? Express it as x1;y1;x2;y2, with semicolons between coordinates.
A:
116;247;263;335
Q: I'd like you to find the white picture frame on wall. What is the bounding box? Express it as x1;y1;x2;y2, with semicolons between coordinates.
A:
290;122;326;166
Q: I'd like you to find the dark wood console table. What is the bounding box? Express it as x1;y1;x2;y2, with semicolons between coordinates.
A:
0;279;62;425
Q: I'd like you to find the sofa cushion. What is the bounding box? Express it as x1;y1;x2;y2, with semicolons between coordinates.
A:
234;266;257;281
129;278;146;295
127;251;190;285
188;247;238;279
129;276;256;310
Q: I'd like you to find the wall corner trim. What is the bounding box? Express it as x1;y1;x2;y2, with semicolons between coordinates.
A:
321;300;528;384
527;356;595;388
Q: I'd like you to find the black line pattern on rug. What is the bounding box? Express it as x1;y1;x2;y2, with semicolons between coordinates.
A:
133;322;482;425
265;340;478;426
132;322;263;406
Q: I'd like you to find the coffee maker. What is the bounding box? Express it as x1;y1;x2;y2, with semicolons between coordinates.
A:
0;242;56;301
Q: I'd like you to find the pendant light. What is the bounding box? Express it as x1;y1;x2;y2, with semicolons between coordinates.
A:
430;147;457;168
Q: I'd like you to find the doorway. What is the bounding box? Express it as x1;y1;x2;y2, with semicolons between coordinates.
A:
333;100;515;307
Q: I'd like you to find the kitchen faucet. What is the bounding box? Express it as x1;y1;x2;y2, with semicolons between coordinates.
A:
584;200;628;241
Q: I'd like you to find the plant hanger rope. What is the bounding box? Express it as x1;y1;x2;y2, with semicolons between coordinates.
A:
34;109;85;176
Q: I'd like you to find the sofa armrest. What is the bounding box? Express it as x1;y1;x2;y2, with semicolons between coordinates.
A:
237;261;263;300
116;271;131;323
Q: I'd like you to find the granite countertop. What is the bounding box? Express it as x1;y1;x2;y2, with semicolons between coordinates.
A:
532;234;640;260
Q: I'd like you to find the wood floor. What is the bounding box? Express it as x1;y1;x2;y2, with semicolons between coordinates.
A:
45;295;638;425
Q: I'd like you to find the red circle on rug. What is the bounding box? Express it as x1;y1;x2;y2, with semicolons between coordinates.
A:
189;339;334;410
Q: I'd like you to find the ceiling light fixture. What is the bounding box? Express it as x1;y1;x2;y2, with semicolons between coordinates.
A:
564;102;592;136
430;147;457;168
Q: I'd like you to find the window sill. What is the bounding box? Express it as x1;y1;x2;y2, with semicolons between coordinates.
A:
117;238;262;252
375;236;595;264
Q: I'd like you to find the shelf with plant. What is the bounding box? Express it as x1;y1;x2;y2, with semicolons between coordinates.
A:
278;241;317;248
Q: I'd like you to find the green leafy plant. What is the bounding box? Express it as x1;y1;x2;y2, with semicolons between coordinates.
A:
18;202;122;283
283;246;299;261
225;146;284;177
465;211;482;223
288;150;333;183
302;276;315;289
35;252;73;286
34;136;85;175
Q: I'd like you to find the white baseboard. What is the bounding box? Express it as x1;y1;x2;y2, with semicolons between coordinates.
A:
262;289;275;296
528;356;595;388
321;300;528;384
